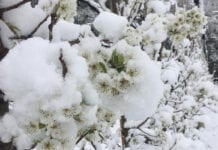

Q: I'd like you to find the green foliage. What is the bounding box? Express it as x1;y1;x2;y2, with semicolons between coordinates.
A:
109;50;125;72
196;121;205;129
73;114;82;122
88;126;96;134
196;88;207;100
99;62;107;73
38;122;46;129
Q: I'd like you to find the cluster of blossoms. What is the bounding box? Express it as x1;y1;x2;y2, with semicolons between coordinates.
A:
39;0;77;22
123;27;217;150
124;5;207;59
0;38;98;149
147;0;168;16
0;23;163;149
79;37;163;120
151;43;218;150
124;0;169;59
140;14;168;52
80;39;145;96
124;14;168;59
123;26;142;46
168;7;207;43
57;0;77;22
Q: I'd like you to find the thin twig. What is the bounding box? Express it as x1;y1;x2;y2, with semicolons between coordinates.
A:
137;128;157;138
75;130;90;145
137;117;151;128
80;0;103;13
169;139;177;150
90;141;97;150
59;49;68;78
11;15;49;40
75;127;96;145
108;0;119;14
128;0;147;24
170;72;193;93
0;0;31;14
69;39;80;45
48;3;59;41
157;43;164;61
25;14;49;37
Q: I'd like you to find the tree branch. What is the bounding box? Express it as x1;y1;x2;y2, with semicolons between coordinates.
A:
0;37;9;61
120;115;129;150
157;43;164;61
48;5;59;41
0;0;31;14
11;15;49;40
137;117;151;128
59;49;68;78
75;130;90;145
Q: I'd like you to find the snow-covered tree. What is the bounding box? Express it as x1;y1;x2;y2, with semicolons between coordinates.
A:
0;0;217;150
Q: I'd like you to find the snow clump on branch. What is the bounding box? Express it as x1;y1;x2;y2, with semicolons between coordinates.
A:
79;38;163;120
0;38;98;149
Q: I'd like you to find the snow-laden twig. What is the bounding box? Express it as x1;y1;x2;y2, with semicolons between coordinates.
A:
10;15;49;40
0;0;31;14
80;0;104;13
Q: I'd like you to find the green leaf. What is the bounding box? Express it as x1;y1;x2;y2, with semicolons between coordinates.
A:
73;114;82;122
38;122;46;129
99;62;107;73
109;50;125;72
196;122;205;129
88;126;96;134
